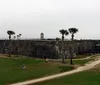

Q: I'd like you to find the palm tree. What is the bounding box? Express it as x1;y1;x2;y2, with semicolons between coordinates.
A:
68;28;78;41
7;30;15;57
13;36;16;40
68;28;78;64
17;34;22;40
7;30;15;40
59;29;69;63
19;34;22;39
16;34;22;56
19;34;22;37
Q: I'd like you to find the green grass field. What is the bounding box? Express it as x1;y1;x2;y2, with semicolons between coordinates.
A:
31;55;100;85
67;58;94;66
33;66;100;85
0;54;97;85
33;71;100;85
0;57;75;85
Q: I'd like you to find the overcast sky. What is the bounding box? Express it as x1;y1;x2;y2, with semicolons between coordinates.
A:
0;0;100;39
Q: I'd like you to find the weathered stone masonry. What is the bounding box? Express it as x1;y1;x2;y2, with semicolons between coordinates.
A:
0;40;100;58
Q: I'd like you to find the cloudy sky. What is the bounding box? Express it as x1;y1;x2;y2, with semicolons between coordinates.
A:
0;0;100;39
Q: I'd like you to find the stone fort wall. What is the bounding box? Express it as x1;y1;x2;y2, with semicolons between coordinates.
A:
0;39;100;58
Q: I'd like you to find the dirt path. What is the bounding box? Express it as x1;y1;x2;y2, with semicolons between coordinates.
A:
10;57;100;85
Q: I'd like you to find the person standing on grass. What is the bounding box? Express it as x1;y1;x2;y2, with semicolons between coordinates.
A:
22;64;26;70
45;58;49;63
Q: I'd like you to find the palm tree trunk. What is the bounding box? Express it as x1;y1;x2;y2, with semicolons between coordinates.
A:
72;34;74;41
70;34;74;65
69;47;73;64
61;35;65;63
8;41;11;57
9;35;11;40
8;35;11;57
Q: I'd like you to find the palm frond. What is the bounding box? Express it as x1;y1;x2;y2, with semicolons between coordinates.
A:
59;29;66;35
7;30;15;35
68;28;78;34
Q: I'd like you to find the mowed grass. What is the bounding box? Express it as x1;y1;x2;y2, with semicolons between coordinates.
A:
0;57;75;85
33;66;100;85
0;58;43;85
31;55;100;85
66;59;94;65
0;54;96;85
33;71;100;85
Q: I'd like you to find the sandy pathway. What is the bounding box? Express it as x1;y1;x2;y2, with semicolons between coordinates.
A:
10;58;100;85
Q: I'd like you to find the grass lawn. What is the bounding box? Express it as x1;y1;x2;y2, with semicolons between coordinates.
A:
33;65;100;85
66;59;94;65
0;57;75;85
0;54;96;85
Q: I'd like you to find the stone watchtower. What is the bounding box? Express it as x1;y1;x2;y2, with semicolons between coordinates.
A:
40;33;44;40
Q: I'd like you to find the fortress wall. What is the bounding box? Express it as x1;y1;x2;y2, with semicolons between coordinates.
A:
0;40;99;58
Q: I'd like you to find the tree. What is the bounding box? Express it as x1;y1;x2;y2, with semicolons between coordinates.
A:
7;30;15;40
68;28;78;41
68;28;78;64
59;29;69;63
13;36;16;40
17;35;19;39
7;30;15;57
17;34;22;40
19;34;22;37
